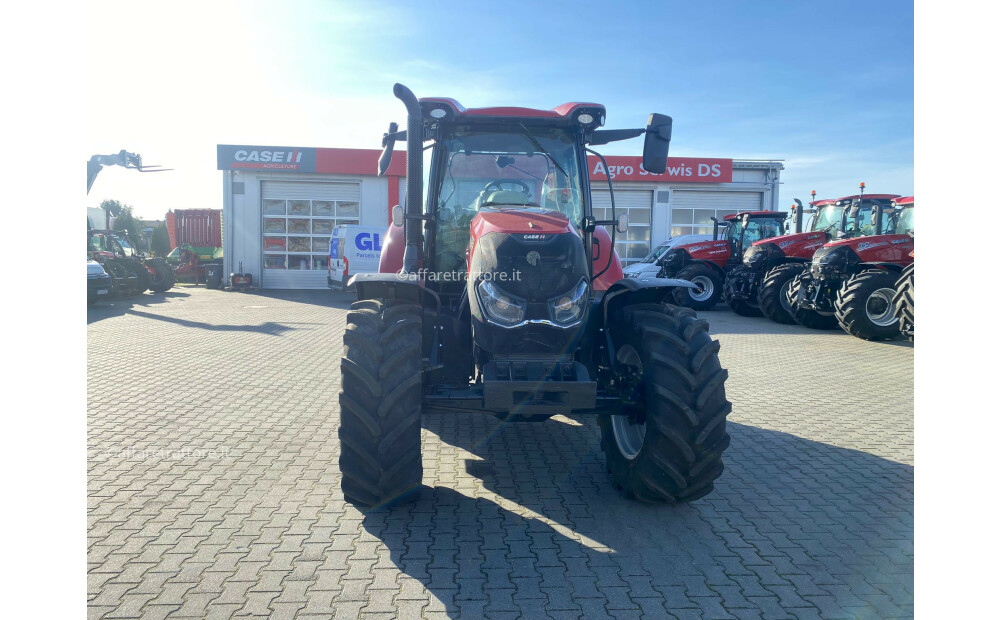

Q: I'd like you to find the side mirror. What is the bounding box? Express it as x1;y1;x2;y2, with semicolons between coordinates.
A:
642;113;673;174
391;204;404;227
378;122;399;176
616;213;629;234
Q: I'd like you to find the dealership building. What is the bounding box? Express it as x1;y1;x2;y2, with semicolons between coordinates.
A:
217;144;784;289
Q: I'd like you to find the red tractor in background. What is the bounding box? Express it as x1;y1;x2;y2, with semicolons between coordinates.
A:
892;198;915;341
654;211;786;311
787;194;914;339
88;229;175;296
337;84;732;508
732;189;900;323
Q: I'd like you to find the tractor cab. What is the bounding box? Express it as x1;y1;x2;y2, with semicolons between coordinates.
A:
88;230;135;260
834;193;899;238
715;211;786;262
888;196;914;235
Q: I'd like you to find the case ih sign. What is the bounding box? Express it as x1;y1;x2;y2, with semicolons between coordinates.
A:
218;146;732;184
587;156;733;183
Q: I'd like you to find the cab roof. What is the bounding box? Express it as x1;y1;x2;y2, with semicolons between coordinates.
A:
419;97;606;125
810;199;836;207
835;193;900;202
893;196;914;206
723;211;784;221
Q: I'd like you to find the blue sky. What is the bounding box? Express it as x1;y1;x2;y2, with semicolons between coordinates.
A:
87;0;913;218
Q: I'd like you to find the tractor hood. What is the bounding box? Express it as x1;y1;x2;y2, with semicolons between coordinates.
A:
470;208;575;238
467;208;590;356
752;231;828;260
822;234;914;264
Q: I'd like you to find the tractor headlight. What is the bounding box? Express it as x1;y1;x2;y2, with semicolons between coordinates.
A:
478;280;525;325
549;280;588;325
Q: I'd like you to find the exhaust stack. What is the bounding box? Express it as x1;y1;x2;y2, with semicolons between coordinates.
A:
394;83;424;274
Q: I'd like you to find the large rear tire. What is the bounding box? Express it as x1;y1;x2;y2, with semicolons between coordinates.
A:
339;299;423;508
758;263;801;324
672;264;723;311
893;264;914;341
599;303;731;504
835;269;900;340
786;270;839;330
722;266;762;317
148;258;175;293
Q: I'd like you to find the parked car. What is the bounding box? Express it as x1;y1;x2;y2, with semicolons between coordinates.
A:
621;234;713;279
328;225;385;291
87;258;112;305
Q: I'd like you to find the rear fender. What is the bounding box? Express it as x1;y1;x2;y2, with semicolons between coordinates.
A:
599;277;696;364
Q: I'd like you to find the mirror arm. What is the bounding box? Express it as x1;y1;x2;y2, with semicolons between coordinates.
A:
587;128;645;146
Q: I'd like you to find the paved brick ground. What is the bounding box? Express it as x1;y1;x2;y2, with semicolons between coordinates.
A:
88;287;913;619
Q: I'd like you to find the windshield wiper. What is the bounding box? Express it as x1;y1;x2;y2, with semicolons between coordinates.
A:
518;123;569;180
480;202;540;209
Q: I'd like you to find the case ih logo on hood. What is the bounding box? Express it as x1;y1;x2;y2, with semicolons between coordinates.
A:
857;241;889;251
520;234;548;241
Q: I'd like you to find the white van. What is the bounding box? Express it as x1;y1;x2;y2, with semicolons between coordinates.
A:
328;225;386;291
621;234;714;279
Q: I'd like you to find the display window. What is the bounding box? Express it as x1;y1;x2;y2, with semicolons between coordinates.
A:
260;199;363;270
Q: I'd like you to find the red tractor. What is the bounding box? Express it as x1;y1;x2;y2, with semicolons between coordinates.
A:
654;211;786;311
338;84;732;508
892;200;915;341
787;194;914;339
88;229;175;296
732;190;900;323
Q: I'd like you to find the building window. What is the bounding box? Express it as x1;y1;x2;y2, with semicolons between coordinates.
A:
262;199;360;269
670;208;740;237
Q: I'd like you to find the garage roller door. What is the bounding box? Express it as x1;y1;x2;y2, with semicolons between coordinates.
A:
669;190;762;237
592;189;653;264
261;181;361;289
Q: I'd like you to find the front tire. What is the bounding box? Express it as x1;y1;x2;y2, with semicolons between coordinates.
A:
673;264;723;311
599;303;732;504
339;299;423;508
786;270;839;330
148;258;175;293
835;269;900;340
723;266;762;317
758;263;801;324
893;264;914;341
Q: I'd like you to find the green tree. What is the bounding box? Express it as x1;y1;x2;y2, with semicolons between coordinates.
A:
151;222;172;256
109;203;141;248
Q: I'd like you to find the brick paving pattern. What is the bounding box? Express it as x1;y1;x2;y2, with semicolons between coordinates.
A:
88;288;913;619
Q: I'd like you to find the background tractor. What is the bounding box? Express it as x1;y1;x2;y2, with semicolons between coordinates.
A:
787;194;914;339
732;189;900;323
88;229;175;296
655;211;786;312
893;233;914;341
337;84;732;508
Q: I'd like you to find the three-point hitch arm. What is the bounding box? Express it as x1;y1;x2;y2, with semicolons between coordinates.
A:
87;150;171;194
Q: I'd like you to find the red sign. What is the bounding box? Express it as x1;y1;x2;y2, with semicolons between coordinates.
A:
587;156;732;183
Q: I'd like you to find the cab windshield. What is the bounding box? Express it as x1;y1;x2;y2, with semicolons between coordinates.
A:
810;206;846;233
433;125;584;274
640;243;671;263
435;126;584;225
894;206;914;235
